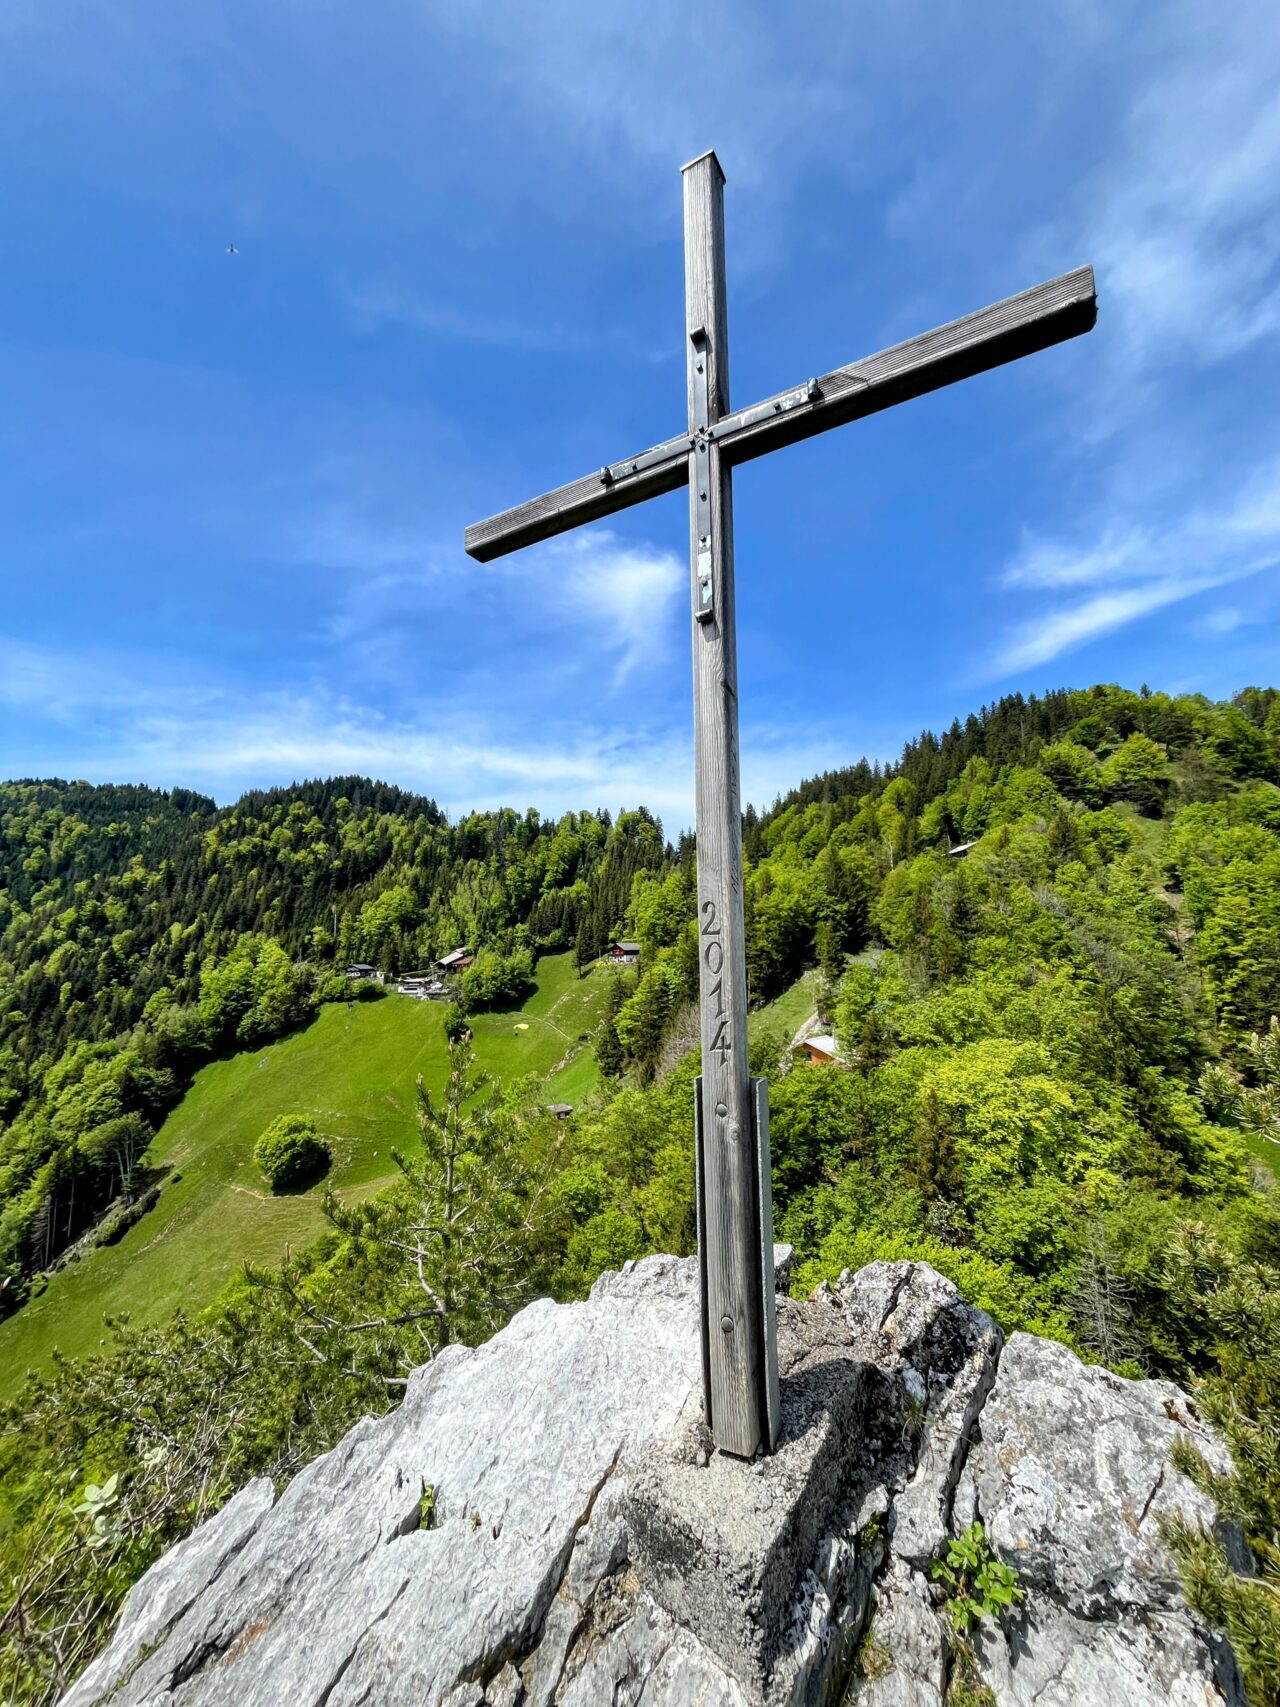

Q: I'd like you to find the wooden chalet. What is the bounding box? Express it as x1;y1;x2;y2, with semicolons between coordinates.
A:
799;1033;843;1067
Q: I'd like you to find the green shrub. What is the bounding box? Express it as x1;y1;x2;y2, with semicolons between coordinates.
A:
253;1115;330;1192
458;948;535;1014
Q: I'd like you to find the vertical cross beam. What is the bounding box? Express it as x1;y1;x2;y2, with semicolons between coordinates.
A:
465;152;1094;1459
684;151;778;1457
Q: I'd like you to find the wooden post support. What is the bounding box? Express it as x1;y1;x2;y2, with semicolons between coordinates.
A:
684;151;778;1458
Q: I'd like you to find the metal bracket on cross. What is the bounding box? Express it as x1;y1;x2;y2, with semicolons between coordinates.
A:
690;327;715;624
695;1075;781;1450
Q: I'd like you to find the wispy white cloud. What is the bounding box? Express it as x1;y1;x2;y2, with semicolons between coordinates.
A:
994;578;1225;674
1195;606;1245;637
289;510;685;691
979;0;1280;686
420;0;856;207
0;631;861;826
991;455;1280;672
1033;1;1280;387
0;637;227;722
546;533;684;685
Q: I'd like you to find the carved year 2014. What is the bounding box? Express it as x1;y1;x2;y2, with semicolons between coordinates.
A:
700;900;731;1059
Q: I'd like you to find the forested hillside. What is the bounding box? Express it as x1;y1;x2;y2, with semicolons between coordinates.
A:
0;782;668;1301
3;681;1280;1704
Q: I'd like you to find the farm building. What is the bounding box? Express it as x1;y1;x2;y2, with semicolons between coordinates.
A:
610;941;641;966
437;947;473;973
798;1034;843;1066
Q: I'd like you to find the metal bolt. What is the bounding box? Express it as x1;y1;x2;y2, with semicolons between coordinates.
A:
720;1316;734;1334
700;490;707;500
715;1101;727;1117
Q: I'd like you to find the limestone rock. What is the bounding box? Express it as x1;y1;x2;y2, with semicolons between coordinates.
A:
61;1258;1244;1707
954;1331;1245;1705
954;1332;1234;1614
832;1261;1002;1567
852;1559;946;1707
62;1478;276;1707
970;1598;1242;1707
64;1255;704;1707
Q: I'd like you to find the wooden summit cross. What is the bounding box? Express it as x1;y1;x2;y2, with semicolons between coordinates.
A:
465;152;1096;1459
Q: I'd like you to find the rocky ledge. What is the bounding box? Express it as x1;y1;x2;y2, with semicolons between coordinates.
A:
63;1255;1247;1707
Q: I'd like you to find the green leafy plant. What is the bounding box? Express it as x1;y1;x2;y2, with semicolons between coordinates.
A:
71;1473;120;1550
932;1523;1022;1632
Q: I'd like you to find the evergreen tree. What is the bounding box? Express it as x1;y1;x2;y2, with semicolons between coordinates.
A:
910;1088;963;1205
574;922;594;976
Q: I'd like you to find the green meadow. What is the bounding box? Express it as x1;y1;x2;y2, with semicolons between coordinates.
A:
0;953;610;1392
0;952;815;1393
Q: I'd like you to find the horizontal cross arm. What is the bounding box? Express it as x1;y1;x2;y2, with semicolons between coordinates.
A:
716;264;1096;468
464;265;1095;562
464;430;691;562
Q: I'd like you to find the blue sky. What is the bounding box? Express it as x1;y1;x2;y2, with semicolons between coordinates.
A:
1;1;1278;830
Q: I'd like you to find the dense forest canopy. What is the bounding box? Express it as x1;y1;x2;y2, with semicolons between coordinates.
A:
3;679;1280;1704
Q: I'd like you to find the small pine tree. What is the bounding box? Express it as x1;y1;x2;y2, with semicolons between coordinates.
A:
595;1015;624;1077
574;923;594;976
375;1040;555;1346
815;917;843;985
911;1089;963;1204
1067;1222;1141;1367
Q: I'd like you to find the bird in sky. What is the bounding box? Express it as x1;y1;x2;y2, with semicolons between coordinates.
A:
226;244;238;255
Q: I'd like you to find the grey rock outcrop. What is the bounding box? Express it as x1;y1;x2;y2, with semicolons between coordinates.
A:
62;1258;1245;1707
953;1333;1246;1706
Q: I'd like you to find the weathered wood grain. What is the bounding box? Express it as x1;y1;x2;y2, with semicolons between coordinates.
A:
717;265;1096;466
463;432;688;562
685;149;764;1460
463;265;1096;561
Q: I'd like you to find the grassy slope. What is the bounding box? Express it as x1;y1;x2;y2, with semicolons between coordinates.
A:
753;970;821;1043
0;953;608;1393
